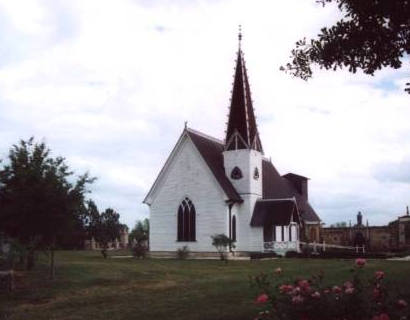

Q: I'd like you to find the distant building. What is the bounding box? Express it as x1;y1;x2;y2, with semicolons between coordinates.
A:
321;208;410;251
84;227;129;250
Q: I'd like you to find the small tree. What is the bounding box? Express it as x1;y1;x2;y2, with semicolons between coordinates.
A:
129;218;149;245
85;202;122;259
211;234;235;262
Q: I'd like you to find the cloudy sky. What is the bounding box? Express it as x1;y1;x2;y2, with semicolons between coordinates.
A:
0;0;409;228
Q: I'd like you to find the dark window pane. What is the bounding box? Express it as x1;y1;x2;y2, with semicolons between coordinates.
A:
232;215;236;242
190;206;196;241
177;205;183;241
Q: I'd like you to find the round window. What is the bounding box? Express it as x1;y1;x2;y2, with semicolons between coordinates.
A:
231;167;242;180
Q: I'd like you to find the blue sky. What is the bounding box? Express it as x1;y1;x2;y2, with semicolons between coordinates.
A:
0;0;409;228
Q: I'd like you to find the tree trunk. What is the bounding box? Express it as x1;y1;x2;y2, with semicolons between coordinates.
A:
49;247;55;280
101;248;107;259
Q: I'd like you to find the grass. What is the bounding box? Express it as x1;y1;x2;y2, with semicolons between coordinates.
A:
1;250;410;320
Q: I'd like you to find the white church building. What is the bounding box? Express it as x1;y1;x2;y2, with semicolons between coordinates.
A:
143;34;321;256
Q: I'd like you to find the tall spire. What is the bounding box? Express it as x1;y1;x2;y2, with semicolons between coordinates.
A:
225;27;263;153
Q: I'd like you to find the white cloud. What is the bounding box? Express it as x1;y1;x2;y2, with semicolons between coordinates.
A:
0;0;409;227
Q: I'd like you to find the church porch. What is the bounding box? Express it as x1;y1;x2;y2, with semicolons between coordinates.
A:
250;198;301;256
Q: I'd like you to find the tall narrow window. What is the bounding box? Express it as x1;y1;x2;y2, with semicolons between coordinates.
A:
232;215;237;242
281;226;284;241
177;197;196;241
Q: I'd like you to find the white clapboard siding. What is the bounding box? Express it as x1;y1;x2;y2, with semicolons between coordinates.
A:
149;136;228;252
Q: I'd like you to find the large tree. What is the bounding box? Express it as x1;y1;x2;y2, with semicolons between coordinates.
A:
0;138;94;278
282;0;410;93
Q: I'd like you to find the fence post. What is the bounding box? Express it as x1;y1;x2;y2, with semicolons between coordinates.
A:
323;241;326;252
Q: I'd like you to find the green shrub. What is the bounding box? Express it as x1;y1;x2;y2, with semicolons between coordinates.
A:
131;243;147;259
176;246;190;260
211;234;235;262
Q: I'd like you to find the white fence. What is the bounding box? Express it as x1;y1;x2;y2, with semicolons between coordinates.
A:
300;241;366;253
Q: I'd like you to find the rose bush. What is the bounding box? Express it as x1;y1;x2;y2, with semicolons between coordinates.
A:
251;258;409;320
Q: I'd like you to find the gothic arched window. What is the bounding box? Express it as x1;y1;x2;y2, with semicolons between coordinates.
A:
232;215;237;242
231;166;243;180
177;197;196;241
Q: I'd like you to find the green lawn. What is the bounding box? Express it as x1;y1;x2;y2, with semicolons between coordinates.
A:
1;251;410;320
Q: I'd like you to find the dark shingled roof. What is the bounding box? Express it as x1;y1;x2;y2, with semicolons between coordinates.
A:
185;128;320;222
251;199;300;226
186;129;242;203
225;49;263;153
262;160;320;222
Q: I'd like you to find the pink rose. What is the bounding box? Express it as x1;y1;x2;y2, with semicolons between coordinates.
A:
311;291;321;299
332;285;342;294
344;281;353;288
292;295;304;304
274;267;282;274
279;284;293;294
375;271;385;280
397;299;408;309
323;289;330;294
345;287;354;294
255;293;269;304
298;280;310;290
355;258;366;267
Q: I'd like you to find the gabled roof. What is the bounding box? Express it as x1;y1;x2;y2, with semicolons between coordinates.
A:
186;129;242;203
225;43;263;153
262;160;320;222
251;199;300;226
143;128;242;205
143;127;319;223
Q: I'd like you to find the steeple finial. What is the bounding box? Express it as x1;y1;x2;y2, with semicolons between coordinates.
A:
238;25;242;47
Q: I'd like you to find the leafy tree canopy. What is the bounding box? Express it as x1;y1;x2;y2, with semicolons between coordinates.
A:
129;218;149;244
282;0;410;93
0;138;95;275
85;200;123;258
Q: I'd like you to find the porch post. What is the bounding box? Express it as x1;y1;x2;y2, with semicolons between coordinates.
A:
228;202;233;252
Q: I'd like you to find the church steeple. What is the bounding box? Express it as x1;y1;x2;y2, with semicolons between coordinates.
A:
225;28;263;153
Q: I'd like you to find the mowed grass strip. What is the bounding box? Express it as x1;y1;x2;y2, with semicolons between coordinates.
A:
1;251;410;320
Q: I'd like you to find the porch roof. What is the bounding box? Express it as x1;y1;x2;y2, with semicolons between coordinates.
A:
250;199;300;226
